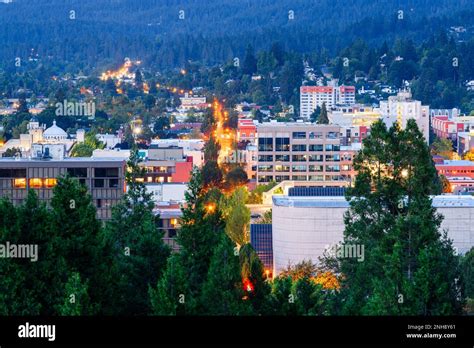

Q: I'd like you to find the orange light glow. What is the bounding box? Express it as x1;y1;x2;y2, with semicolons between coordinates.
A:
243;279;254;292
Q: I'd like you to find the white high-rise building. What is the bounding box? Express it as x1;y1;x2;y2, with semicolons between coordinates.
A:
379;90;430;143
300;85;356;119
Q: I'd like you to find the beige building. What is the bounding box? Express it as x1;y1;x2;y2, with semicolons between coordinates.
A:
256;122;353;185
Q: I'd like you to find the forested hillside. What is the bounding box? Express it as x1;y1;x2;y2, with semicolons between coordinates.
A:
1;0;474;71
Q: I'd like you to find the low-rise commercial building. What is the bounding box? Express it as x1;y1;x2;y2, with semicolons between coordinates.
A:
271;195;474;275
0;157;126;220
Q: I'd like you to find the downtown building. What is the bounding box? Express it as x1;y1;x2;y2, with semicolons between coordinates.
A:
250;190;474;275
256;122;354;185
300;85;356;119
0;157;126;220
379;90;430;143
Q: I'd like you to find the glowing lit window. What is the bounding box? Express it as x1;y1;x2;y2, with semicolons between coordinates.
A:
29;178;43;188
44;178;57;188
147;177;153;183
135;178;145;183
170;218;177;226
13;178;26;189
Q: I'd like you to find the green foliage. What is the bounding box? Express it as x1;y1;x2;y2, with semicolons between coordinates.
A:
57;272;92;315
431;137;453;159
71;131;105;157
2;147;21;157
201;233;250;315
104;149;170;315
327;120;464;315
316;103;329;124
224;166;248;188
239;243;271;314
257;209;272;224
221;187;251;246
461;248;474;299
246;182;278;204
150;167;225;314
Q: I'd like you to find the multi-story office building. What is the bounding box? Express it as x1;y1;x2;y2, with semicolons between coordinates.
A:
256;122;353;184
300;85;356;119
139;145;193;184
0;157;126;220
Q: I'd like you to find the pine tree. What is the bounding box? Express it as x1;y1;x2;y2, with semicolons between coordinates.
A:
239;243;271;315
58;272;92;315
317;103;329;124
201;233;249;315
310;106;321;123
149;168;224;314
149;255;190;315
332;120;463;315
104;149;170;315
242;44;257;75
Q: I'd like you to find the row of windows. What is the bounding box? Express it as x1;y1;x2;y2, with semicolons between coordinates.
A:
258;154;342;162
7;177;119;189
258;175;349;182
258;165;341;172
0;167;119;178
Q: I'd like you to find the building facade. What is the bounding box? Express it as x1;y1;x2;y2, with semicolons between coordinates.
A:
300;85;356;119
272;195;474;275
256;122;353;184
379;91;430;142
0;158;126;220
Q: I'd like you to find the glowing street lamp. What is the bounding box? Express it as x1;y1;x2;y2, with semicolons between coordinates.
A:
401;168;409;178
205;203;216;214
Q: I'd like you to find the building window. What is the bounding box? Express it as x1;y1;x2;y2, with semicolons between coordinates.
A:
326;165;340;172
275;155;290;162
327;132;338;139
258;155;273;162
308;154;324;162
258;138;273;152
258;175;273;183
94;179;105;188
0;169;27;178
275;175;290;181
292;132;306;139
309;144;324;152
326;154;341;161
275;138;290;152
309;132;323;139
309;165;324;172
29;178;43;189
67;168;87;177
292;175;307;181
44;178;57;188
292;144;307;152
13;178;26;189
275;165;290;172
109;179;119;188
309;175;324;181
292;155;307;162
258;165;273;172
95;168;119;177
96;199;102;208
292;165;307;172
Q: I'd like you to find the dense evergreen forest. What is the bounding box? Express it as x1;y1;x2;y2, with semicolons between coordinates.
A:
1;0;474;72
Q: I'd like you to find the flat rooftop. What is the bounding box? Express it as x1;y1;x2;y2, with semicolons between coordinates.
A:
437;160;474;166
273;195;474;208
0;157;125;162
